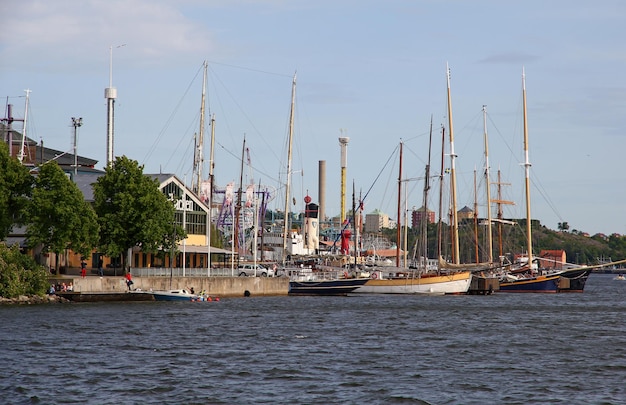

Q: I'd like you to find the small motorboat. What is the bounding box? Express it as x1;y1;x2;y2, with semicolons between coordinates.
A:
613;274;626;281
151;289;199;301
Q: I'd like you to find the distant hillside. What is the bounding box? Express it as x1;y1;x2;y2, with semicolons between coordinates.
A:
379;219;625;265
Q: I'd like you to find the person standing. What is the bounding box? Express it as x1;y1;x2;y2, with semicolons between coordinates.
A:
125;271;133;291
80;260;87;278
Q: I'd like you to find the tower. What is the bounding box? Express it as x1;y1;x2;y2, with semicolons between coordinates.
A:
105;44;125;167
339;135;350;224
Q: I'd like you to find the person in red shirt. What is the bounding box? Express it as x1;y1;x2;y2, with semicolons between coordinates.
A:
125;272;133;291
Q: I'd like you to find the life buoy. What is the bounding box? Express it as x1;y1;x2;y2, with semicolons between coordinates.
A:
371;272;378;279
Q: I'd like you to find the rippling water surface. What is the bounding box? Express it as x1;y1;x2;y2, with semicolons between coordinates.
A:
1;273;625;404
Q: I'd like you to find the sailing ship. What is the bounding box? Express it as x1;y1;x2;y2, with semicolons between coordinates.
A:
289;92;475;296
497;70;592;292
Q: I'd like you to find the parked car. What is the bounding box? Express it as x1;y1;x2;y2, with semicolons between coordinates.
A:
237;263;274;277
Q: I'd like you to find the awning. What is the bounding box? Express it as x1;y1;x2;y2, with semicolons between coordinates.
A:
178;245;235;255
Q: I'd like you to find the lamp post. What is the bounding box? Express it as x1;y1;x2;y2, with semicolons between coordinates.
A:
71;117;83;180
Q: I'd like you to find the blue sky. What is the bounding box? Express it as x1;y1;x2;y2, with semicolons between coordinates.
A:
2;0;625;236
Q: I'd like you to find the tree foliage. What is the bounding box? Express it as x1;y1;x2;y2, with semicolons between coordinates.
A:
0;143;33;240
93;156;185;269
0;243;49;298
26;161;99;269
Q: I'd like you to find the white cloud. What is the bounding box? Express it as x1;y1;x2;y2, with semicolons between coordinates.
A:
2;0;216;71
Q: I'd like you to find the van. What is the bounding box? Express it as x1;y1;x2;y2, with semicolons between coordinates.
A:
237;263;274;277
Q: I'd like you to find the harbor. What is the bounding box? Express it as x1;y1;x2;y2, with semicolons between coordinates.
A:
48;273;289;302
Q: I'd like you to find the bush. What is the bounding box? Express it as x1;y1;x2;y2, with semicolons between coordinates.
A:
0;243;49;298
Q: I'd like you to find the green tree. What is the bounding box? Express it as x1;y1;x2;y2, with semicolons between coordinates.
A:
0;143;33;240
26;161;100;273
0;243;49;298
93;156;185;270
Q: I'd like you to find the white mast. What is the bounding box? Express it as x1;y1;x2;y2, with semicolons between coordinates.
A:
17;89;30;163
522;68;534;268
282;73;296;265
446;63;460;264
194;61;207;194
482;105;494;263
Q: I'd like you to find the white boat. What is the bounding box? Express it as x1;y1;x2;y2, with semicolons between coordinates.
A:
288;267;471;295
151;289;199;301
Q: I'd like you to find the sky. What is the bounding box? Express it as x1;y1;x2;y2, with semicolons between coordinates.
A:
2;0;626;236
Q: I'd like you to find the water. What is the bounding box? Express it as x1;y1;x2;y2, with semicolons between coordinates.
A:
1;273;625;404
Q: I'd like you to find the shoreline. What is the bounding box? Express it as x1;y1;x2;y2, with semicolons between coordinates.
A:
0;294;69;305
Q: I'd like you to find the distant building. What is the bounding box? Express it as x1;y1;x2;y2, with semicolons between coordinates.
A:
457;206;474;221
1;125;98;175
2;127;233;271
365;209;390;233
539;250;566;270
411;206;435;228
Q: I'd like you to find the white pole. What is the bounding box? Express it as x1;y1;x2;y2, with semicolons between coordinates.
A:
253;196;258;265
182;181;187;277
231;202;235;277
18;89;31;163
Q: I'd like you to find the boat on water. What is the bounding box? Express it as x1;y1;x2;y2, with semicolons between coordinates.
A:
291;71;481;297
151;289;201;301
288;265;472;296
614;274;626;281
288;270;370;295
498;267;592;293
487;70;592;293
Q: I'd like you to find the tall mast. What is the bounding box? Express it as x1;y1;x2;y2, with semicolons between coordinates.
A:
420;117;433;269
235;136;246;255
473;169;479;263
352;181;358;268
492;169;514;258
446;63;460;264
483;105;494;263
396;140;403;267
522;68;533;267
282;73;297;265
207;113;215;274
437;126;446;265
194;60;208;195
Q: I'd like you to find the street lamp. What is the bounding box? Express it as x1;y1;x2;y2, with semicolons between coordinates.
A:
71;117;83;180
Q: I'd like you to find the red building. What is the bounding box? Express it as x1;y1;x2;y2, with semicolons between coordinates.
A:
411;206;435;229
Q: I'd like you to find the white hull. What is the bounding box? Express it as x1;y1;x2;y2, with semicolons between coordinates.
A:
352;271;472;295
151;289;198;301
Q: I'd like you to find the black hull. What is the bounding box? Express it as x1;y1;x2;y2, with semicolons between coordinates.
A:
498;267;592;293
56;292;155;302
557;268;592;293
288;278;370;296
